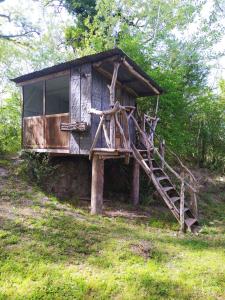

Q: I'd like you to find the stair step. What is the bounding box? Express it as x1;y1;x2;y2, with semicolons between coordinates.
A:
152;167;162;171
185;218;198;228
170;196;180;203
157;176;168;181
163;186;174;192
184;207;190;213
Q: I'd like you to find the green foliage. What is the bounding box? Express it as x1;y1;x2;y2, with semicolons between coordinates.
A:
21;151;58;186
0;93;21;154
0;0;224;172
63;0;225;171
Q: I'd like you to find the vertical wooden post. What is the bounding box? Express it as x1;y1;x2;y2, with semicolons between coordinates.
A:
91;155;104;215
109;62;120;105
180;171;185;233
108;62;120;148
159;139;165;170
131;159;140;206
190;176;198;218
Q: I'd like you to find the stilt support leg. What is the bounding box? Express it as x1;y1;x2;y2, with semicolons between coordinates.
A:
91;155;104;215
131;159;140;206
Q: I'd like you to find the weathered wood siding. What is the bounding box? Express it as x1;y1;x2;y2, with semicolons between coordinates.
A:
70;65;136;154
23;114;69;149
70;64;92;154
91;68;136;149
70;66;80;154
45;113;69;149
23;116;45;148
80;64;92;153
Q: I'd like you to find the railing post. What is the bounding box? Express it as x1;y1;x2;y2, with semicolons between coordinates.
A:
190;176;198;218
159;139;165;170
180;171;185;233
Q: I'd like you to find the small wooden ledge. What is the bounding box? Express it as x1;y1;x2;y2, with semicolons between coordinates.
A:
60;122;88;132
92;148;132;160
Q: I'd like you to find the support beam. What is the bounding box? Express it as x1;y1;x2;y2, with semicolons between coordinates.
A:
91;155;104;215
109;62;120;105
93;65;138;97
190;176;198;218
123;59;160;95
131;159;140;206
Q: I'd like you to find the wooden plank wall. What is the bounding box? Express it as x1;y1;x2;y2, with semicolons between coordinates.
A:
70;66;81;154
80;64;92;154
70;65;136;154
91;68;104;148
23;116;45;148
23;114;70;149
91;68;136;148
70;64;92;154
45;114;69;149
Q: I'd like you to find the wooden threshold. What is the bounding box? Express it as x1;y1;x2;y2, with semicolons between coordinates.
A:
92;148;132;159
24;148;70;154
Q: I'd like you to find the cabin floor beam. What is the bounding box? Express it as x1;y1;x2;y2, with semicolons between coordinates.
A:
91;155;104;215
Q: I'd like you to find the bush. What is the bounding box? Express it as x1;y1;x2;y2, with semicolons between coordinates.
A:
21;151;58;186
0;93;21;154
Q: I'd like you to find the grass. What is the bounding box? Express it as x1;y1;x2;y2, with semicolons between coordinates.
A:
0;159;224;299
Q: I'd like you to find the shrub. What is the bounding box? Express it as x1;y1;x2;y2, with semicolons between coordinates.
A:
21;151;58;186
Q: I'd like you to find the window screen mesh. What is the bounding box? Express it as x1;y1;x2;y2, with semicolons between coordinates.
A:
45;75;69;115
23;81;43;117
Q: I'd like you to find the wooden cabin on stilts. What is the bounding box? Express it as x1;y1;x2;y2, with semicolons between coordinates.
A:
12;48;199;232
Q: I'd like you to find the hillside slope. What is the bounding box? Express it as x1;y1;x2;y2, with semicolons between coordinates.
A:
0;158;224;300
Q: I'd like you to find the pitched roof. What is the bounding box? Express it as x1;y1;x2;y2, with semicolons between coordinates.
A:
11;48;163;96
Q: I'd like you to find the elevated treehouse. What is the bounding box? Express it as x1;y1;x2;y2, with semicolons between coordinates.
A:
12;48;199;232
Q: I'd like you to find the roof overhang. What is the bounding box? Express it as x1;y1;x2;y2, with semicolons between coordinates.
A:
11;48;163;97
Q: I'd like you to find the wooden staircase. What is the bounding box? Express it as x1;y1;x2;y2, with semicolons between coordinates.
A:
89;99;199;232
132;144;199;232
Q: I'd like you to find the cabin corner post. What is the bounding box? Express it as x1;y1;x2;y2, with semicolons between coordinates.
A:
91;154;104;215
108;61;121;148
131;158;140;206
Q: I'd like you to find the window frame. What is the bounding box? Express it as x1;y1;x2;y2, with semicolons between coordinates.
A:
22;80;44;118
45;75;70;116
22;71;70;118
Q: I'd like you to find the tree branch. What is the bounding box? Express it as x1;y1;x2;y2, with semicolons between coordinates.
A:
0;30;40;40
215;0;225;15
0;13;11;21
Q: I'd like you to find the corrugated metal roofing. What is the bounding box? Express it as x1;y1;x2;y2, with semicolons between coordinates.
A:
11;48;163;95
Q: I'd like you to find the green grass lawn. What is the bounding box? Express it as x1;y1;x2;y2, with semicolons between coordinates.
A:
0;159;224;300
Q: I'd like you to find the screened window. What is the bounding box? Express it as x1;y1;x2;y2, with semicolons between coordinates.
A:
23;81;43;117
45;75;69;115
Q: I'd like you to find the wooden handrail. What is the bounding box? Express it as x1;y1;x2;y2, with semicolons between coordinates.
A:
89;104;198;217
130;114;197;193
143;114;198;184
89;104;132;158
